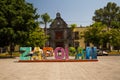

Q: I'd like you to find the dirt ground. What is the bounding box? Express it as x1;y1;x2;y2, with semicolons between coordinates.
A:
0;56;120;80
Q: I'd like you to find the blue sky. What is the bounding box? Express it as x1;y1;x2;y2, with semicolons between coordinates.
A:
26;0;120;27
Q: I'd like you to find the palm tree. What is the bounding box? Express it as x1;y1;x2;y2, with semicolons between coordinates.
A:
40;13;52;46
40;13;52;35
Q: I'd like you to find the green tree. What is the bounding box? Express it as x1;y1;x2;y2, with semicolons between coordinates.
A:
69;47;76;56
84;22;106;48
93;2;120;50
100;30;111;50
24;27;47;47
70;24;77;30
40;13;52;35
110;29;120;51
0;0;40;56
93;2;120;29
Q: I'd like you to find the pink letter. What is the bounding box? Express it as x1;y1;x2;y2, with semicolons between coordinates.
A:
54;47;64;60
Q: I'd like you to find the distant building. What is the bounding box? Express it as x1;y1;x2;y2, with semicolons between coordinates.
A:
72;27;87;49
47;13;73;48
47;13;87;49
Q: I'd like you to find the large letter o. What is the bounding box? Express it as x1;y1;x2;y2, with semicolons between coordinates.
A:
54;47;65;59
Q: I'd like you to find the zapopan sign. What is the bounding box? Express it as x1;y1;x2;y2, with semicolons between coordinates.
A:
19;47;97;60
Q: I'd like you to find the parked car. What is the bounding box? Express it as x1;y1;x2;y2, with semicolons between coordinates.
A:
97;49;108;56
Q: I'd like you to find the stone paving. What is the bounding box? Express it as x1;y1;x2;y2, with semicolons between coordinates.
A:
0;56;120;80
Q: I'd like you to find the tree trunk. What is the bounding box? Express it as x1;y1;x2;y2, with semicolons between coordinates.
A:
10;43;15;57
44;23;47;46
44;23;47;35
102;43;107;50
117;46;120;52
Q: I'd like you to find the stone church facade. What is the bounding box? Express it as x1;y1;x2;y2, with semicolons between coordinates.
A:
47;13;73;48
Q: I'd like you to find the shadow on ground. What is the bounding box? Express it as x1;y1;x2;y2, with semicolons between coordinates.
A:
0;56;16;59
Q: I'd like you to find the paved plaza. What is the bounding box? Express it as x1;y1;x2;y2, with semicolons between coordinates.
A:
0;56;120;80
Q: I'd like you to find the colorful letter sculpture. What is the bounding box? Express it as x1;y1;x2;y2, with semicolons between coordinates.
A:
54;47;69;60
33;47;43;60
75;47;85;60
43;47;53;57
91;47;97;59
86;47;91;59
19;46;97;61
86;47;97;59
20;47;31;60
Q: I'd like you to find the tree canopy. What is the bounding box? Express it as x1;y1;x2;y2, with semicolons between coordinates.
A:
84;22;106;47
70;24;77;31
110;29;120;48
0;0;40;47
93;2;120;29
40;13;52;35
24;27;47;47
